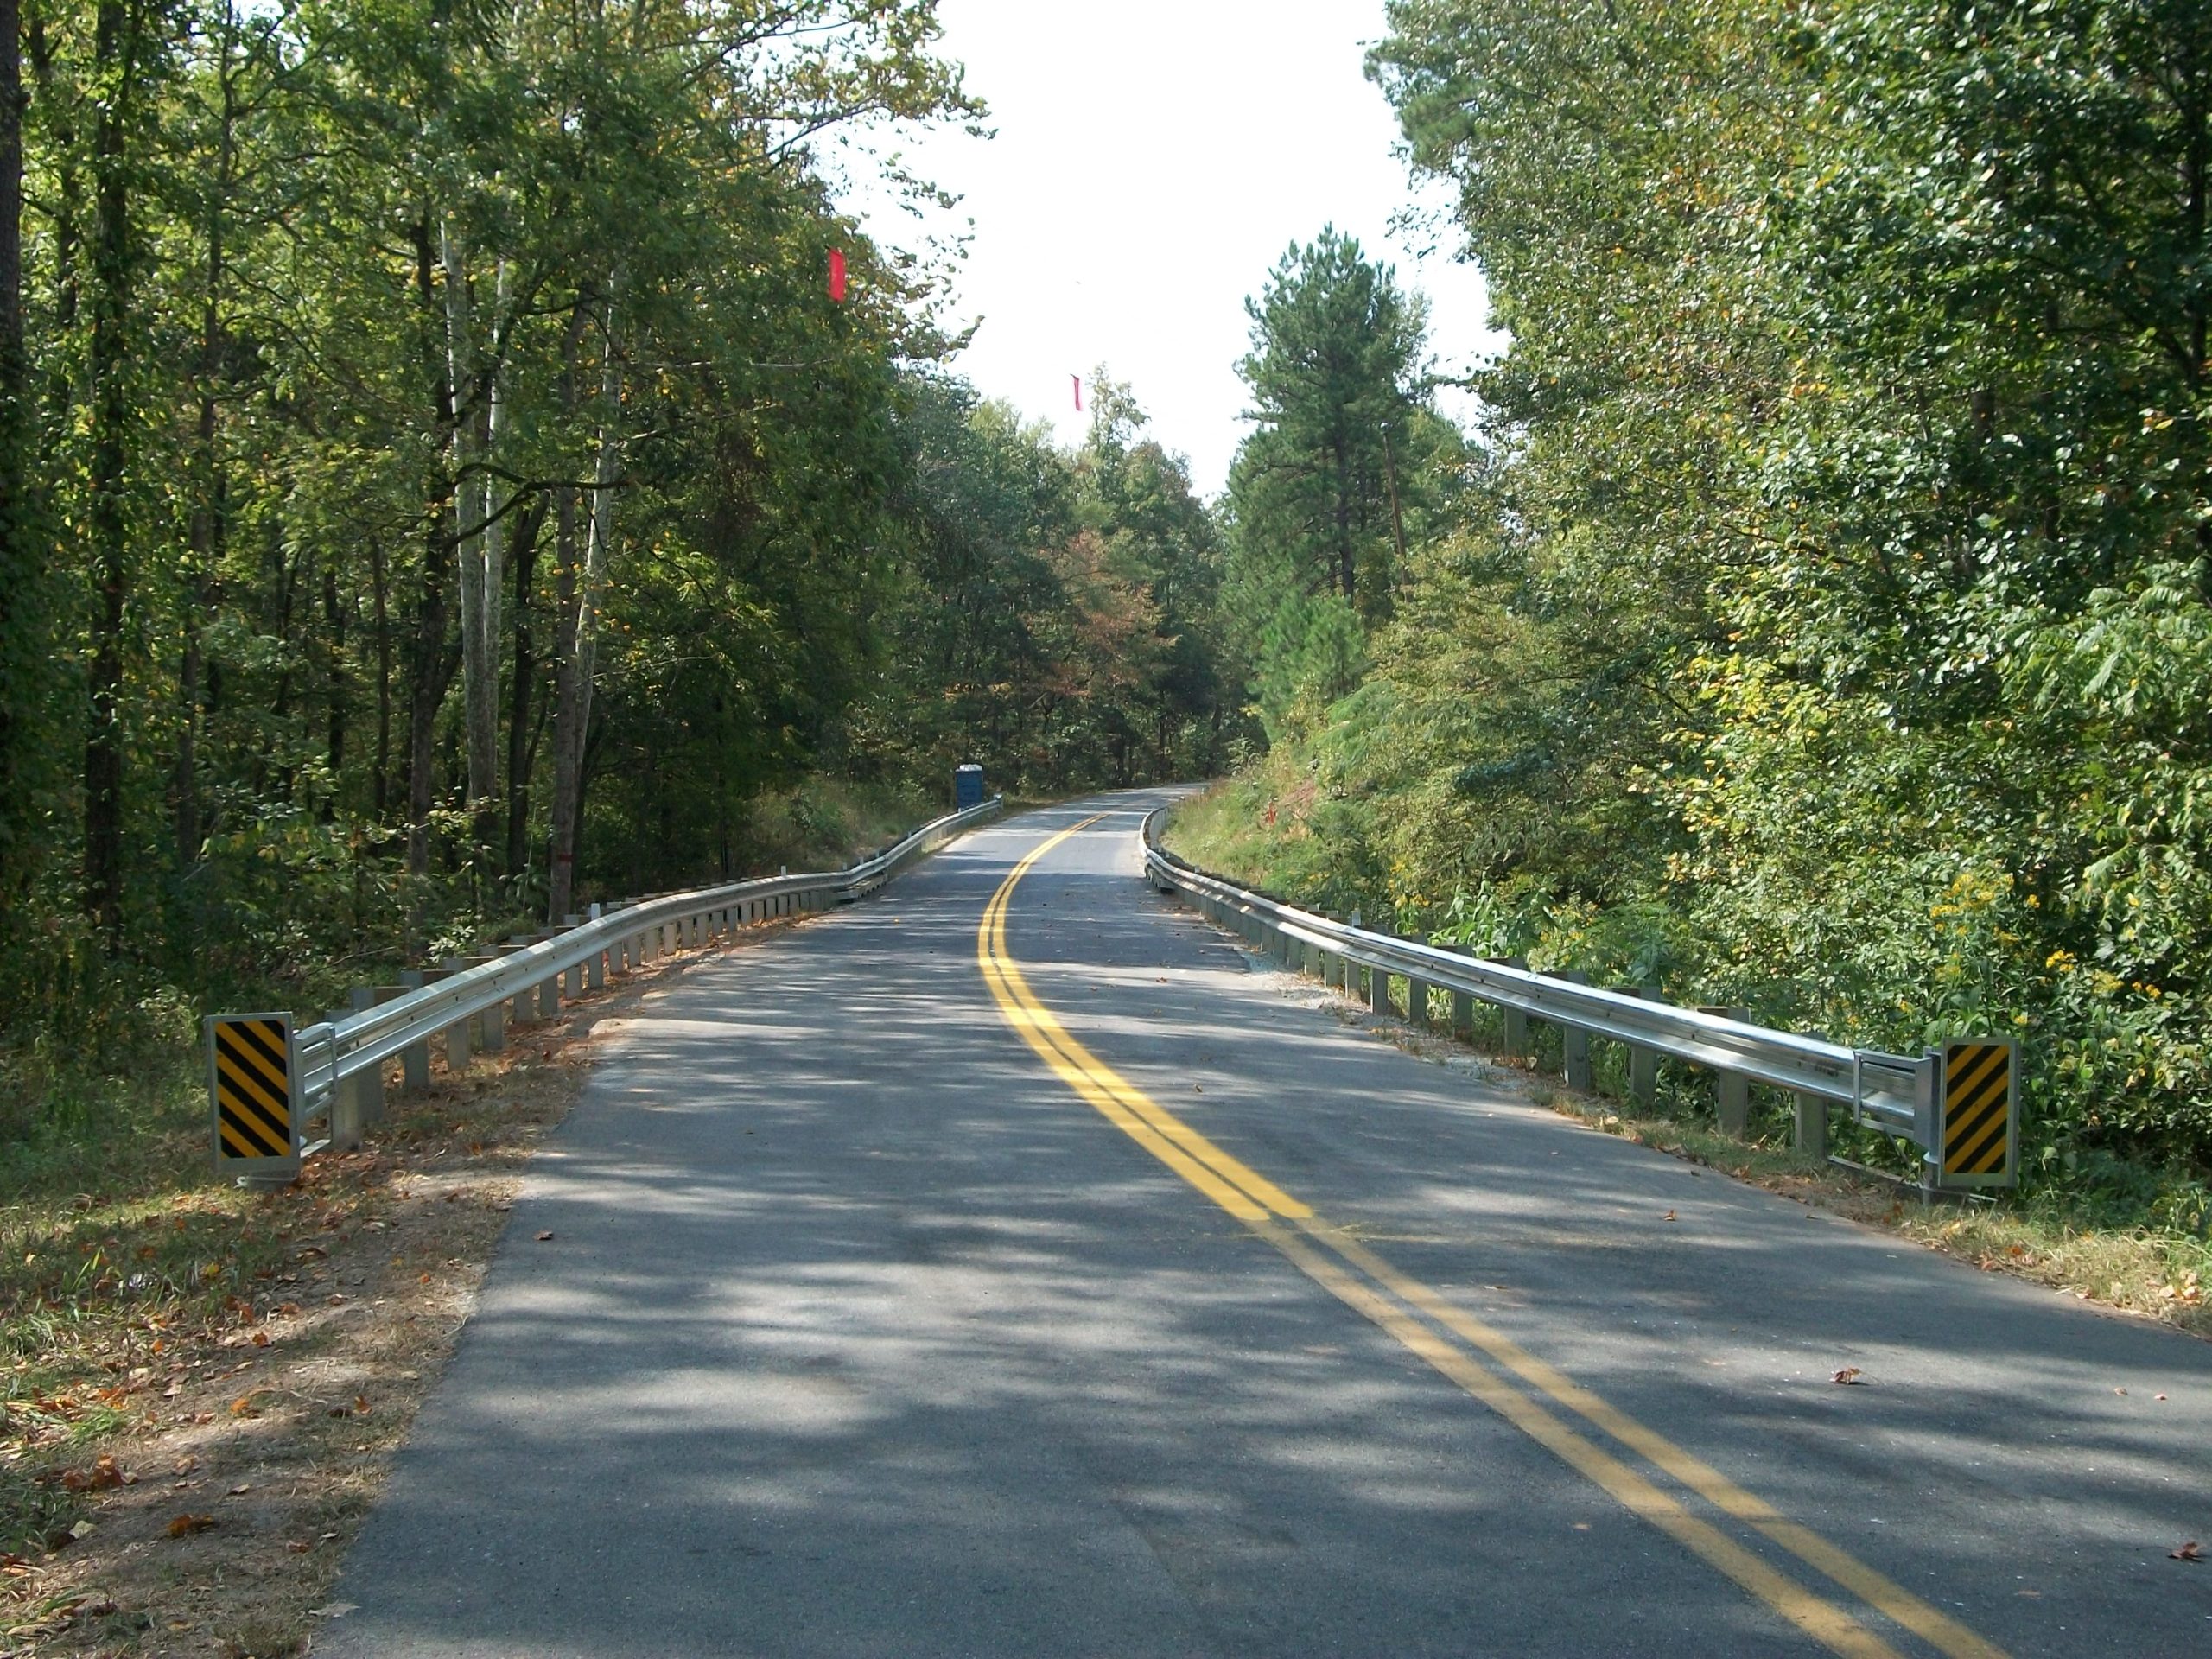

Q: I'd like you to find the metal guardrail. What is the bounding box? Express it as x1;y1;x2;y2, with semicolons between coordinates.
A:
210;796;1003;1179
1139;809;2016;1192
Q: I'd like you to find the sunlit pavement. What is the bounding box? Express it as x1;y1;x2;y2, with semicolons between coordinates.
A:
320;792;2212;1658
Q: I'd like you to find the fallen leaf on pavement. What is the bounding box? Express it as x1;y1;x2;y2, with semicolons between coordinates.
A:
167;1515;217;1538
536;1230;554;1241
1831;1367;1863;1385
1662;1210;1676;1221
2171;1541;2202;1562
309;1602;359;1618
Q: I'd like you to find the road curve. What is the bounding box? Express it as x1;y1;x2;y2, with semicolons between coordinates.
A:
322;791;2212;1657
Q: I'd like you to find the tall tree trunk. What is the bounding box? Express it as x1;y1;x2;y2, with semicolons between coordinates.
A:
371;538;391;818
444;224;505;862
321;563;344;813
175;2;239;868
81;0;148;946
404;531;458;954
546;477;579;920
406;210;461;955
505;496;543;880
0;0;33;902
547;291;620;922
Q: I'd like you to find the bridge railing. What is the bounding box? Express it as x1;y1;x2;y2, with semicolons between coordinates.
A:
1139;808;2016;1193
208;796;1003;1180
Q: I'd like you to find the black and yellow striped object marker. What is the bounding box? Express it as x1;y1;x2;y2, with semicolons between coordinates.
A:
207;1013;300;1173
1939;1038;2017;1186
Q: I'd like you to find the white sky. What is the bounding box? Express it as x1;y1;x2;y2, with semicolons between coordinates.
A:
839;0;1503;499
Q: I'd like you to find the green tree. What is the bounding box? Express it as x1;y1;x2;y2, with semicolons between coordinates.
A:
1225;229;1437;736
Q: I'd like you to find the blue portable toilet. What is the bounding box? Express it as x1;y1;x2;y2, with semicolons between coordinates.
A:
954;763;985;809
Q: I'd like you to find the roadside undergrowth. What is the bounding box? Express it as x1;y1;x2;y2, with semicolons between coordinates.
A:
1268;952;2212;1343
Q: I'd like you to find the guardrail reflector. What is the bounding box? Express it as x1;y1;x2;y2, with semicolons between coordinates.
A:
207;1014;301;1175
1937;1037;2017;1188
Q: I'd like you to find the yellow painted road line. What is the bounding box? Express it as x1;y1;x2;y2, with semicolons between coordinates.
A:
1252;1217;1899;1659
1307;1222;2007;1659
977;812;2012;1659
978;814;1310;1223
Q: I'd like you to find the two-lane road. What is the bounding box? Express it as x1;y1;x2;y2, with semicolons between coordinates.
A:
324;795;2212;1657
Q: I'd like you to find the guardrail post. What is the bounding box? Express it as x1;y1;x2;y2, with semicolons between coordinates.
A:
351;988;391;1125
435;963;471;1074
504;938;537;1020
1699;1006;1751;1135
1560;971;1593;1091
324;1007;363;1152
580;906;603;989
561;917;585;996
1410;946;1436;1030
397;969;431;1091
458;956;503;1050
1449;946;1475;1040
1368;958;1390;1016
1622;985;1660;1107
530;934;562;1018
1796;1029;1829;1157
1502;957;1530;1060
1796;1088;1828;1156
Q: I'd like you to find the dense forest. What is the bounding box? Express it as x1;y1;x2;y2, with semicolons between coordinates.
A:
1186;0;2212;1201
0;0;1238;1137
5;0;2208;1214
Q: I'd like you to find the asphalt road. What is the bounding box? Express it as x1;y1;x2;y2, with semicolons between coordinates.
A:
322;792;2212;1657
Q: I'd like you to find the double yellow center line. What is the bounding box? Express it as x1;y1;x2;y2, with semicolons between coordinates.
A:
976;812;2007;1659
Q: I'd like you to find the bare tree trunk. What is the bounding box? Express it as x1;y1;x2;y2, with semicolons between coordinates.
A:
0;0;27;895
81;0;149;946
546;475;580;920
405;531;459;955
371;538;391;818
321;563;344;813
406;210;461;955
547;290;620;921
175;1;240;868
441;219;502;862
504;496;543;880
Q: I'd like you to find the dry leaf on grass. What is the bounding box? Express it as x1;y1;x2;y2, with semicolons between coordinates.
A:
1831;1367;1864;1385
167;1514;218;1538
60;1454;125;1492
